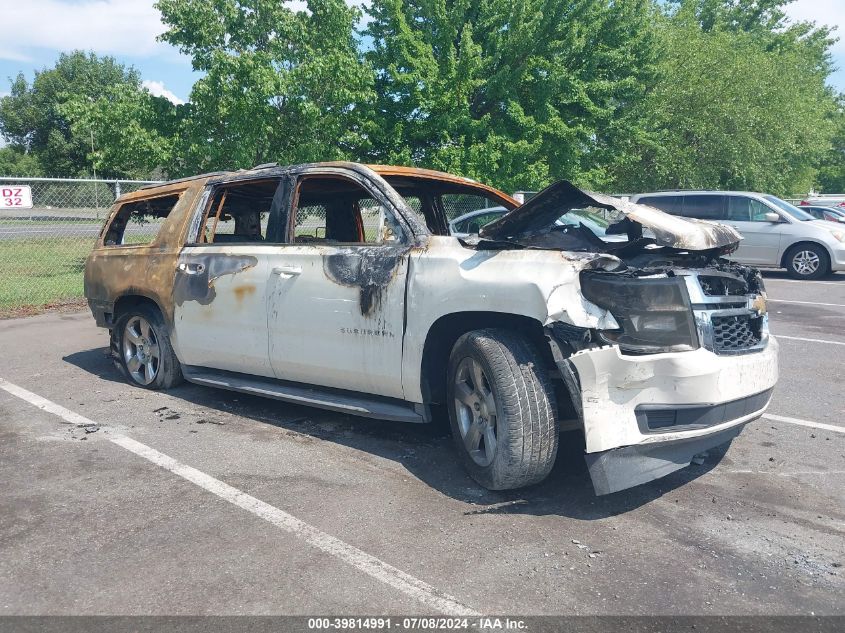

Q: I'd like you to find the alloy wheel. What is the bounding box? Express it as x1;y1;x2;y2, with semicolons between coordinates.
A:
792;250;820;276
122;316;161;385
453;357;498;467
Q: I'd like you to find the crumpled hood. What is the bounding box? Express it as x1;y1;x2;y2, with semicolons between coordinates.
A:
480;181;742;252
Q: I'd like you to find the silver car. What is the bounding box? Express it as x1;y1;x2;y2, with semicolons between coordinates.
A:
630;191;845;279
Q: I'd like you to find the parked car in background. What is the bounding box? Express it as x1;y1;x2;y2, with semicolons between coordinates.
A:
799;197;845;209
448;207;507;237
801;205;845;224
630;191;845;279
84;166;778;495
449;205;627;241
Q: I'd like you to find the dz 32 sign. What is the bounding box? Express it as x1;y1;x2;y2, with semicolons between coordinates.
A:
0;186;33;209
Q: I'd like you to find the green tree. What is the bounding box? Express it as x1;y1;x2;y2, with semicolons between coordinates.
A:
817;96;845;193
0;147;43;176
0;51;143;177
610;5;838;195
59;84;181;180
155;0;374;175
363;0;658;192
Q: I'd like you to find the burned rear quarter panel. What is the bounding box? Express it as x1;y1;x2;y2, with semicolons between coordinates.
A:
84;179;210;328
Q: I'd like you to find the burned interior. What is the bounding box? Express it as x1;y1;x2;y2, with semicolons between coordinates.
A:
103;193;181;245
196;179;279;244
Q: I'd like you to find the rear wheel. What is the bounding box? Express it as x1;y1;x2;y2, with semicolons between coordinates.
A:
785;243;830;279
446;329;558;490
116;304;183;389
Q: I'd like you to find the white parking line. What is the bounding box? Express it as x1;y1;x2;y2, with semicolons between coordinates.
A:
0;377;479;617
774;334;845;346
764;278;845;286
762;413;845;435
769;299;845;307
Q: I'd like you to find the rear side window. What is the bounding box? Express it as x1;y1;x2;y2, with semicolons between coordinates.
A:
441;194;504;221
103;193;181;246
638;196;683;214
196;180;280;244
726;196;772;222
681;195;725;220
452;211;506;234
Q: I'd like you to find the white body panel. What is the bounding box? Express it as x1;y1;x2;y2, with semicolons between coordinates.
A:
569;338;779;453
400;236;620;402
266;244;407;399
172;245;276;377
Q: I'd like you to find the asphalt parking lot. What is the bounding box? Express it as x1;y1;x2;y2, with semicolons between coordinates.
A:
1;271;843;617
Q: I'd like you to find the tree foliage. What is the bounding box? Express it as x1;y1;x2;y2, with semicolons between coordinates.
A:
155;0;374;175
610;10;837;195
363;0;657;191
0;147;43;177
0;51;143;177
59;84;181;179
0;0;842;196
817;97;845;193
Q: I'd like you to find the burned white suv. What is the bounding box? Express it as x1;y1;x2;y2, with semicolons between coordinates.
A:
84;162;778;495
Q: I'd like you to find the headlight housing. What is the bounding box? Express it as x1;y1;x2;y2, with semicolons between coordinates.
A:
579;272;699;353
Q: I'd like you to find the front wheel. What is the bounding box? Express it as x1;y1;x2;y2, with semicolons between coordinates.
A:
446;329;559;490
785;244;830;279
116;305;183;390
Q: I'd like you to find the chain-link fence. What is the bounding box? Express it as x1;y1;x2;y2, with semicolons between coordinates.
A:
0;177;162;312
2;175;839;315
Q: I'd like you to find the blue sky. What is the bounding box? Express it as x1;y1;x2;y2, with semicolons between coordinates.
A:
0;0;842;105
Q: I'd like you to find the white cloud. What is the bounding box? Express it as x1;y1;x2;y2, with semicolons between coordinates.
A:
0;48;33;63
0;0;371;61
784;0;844;56
1;0;167;58
142;79;184;105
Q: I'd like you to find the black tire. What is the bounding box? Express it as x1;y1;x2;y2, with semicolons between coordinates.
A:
446;329;559;490
115;304;183;390
784;243;830;280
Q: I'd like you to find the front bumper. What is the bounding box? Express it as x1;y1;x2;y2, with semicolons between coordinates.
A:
560;337;779;494
831;244;845;272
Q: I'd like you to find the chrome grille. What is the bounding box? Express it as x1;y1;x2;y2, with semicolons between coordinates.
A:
711;314;763;353
683;271;768;356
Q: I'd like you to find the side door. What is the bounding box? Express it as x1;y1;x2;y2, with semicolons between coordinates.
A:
722;195;784;265
266;169;410;399
172;178;288;378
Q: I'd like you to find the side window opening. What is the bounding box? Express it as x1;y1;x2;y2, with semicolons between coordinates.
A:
103;193;181;246
380;175;517;236
681;195;726;221
197;180;279;244
726;196;770;222
639;196;683;215
291;176;403;245
440;193;504;223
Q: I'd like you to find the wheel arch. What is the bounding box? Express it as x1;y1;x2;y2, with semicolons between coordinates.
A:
419;311;556;406
779;240;833;270
112;293;168;325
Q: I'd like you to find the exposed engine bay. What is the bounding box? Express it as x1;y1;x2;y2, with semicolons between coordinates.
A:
458;180;768;358
474;180;743;258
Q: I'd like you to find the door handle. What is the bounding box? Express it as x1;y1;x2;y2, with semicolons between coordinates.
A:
178;262;205;275
272;265;301;276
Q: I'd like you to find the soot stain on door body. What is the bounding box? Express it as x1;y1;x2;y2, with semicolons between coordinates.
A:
173;254;258;306
322;246;408;316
